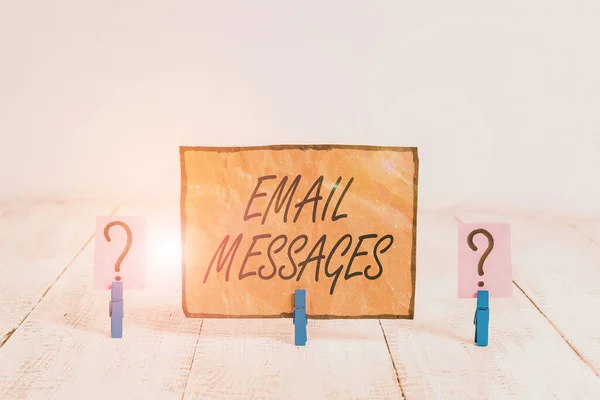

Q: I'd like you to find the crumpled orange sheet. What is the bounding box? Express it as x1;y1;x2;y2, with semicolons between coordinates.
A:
180;145;418;319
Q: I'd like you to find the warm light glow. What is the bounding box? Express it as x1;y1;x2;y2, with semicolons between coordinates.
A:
149;234;182;266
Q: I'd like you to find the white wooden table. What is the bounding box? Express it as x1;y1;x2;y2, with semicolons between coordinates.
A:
0;201;599;399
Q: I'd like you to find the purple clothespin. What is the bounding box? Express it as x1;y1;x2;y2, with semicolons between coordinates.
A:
109;281;123;338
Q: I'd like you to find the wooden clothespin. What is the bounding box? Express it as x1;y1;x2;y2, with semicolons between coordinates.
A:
293;289;307;346
474;290;489;347
109;281;124;338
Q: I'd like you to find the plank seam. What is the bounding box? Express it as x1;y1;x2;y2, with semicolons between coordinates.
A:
379;320;407;399
454;215;600;378
512;280;600;378
565;221;598;245
181;319;204;400
0;205;120;349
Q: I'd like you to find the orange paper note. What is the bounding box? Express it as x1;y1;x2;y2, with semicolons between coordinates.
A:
180;145;419;319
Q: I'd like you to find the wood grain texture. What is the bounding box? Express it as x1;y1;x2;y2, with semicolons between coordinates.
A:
2;202;599;399
183;318;402;399
381;214;600;399
0;206;203;399
0;201;114;346
457;212;600;377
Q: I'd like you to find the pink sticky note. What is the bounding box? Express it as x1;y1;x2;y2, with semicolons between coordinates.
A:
458;223;512;298
94;216;146;290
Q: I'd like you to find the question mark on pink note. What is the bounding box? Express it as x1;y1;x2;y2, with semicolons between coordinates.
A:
103;221;132;282
467;228;494;287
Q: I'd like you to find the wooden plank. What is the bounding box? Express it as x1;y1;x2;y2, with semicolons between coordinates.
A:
456;212;600;377
381;213;600;399
0;200;115;346
183;318;402;399
0;205;203;399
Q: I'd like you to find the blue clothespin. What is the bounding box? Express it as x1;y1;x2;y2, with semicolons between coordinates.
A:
474;290;489;347
293;289;307;346
109;281;124;338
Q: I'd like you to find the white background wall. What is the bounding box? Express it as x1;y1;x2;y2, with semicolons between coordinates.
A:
1;1;599;216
